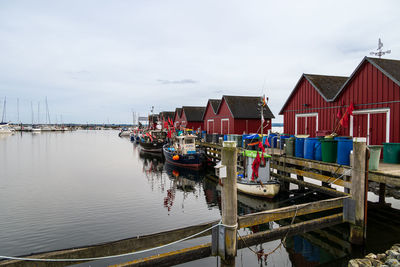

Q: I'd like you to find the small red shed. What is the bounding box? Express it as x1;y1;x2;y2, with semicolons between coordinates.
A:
279;57;400;145
203;95;274;135
202;99;221;134
180;106;206;131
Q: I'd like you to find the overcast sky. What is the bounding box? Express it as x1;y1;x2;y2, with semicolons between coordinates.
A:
1;0;399;124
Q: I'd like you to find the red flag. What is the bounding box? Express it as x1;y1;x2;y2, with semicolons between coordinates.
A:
264;137;270;148
258;142;266;165
347;102;354;116
167;130;172;138
340;113;349;128
163;121;168;129
336;109;342;119
251;152;261;181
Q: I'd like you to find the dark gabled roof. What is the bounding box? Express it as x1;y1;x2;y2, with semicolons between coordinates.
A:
182;106;206;122
209;99;221;113
159;111;175;121
279;74;348;114
219;95;275;119
202;99;222;120
332;56;400;101
304;74;348;100
367;57;400;86
174;108;182;119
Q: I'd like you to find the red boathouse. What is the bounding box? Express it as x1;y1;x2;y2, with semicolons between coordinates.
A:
203;95;274;135
279;57;400;145
175;106;206;131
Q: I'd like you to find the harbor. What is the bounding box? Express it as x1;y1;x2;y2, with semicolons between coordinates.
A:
1;1;400;266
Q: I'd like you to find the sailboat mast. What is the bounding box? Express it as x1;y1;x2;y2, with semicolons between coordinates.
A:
1;97;6;123
17;98;19;123
37;102;40;124
31;101;34;125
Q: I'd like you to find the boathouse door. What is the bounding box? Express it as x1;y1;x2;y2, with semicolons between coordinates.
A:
351;108;389;146
207;119;214;134
221;119;229;135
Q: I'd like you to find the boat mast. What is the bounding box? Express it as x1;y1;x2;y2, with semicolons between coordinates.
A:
17;98;19;124
31;101;34;125
1;97;6;123
37;102;40;125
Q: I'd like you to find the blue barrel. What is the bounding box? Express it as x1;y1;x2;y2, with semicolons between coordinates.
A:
337;139;353;165
315;141;322;161
304;138;320;160
295;138;305;158
280;135;290;149
268;134;278;148
224;135;228;141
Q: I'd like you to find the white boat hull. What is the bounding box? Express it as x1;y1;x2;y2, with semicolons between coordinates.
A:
237;181;280;198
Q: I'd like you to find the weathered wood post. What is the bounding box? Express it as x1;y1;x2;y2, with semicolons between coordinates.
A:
349;140;367;245
221;141;238;262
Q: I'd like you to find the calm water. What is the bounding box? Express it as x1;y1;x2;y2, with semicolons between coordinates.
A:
1;130;399;266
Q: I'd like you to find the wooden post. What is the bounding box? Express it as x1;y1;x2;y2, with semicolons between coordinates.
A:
221;141;238;262
349;141;367;245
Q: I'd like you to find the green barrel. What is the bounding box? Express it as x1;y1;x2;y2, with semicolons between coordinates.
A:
321;139;338;163
368;145;382;170
383;143;400;164
285;137;295;157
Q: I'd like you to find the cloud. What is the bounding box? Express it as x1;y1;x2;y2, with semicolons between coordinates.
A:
156;79;198;85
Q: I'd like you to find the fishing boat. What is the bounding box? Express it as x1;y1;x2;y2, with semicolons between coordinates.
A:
163;135;205;169
139;130;167;153
118;127;131;137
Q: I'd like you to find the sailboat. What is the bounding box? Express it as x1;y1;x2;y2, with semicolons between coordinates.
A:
0;97;14;134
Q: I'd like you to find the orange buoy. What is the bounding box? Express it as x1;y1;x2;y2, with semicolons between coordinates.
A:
172;155;179;161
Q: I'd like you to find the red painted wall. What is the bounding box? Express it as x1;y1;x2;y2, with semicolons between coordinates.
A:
282;61;400;144
203;98;273;134
203;103;220;134
234;118;271;134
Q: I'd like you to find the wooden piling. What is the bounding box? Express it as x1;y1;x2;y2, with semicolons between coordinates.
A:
349;141;367;245
221;141;237;261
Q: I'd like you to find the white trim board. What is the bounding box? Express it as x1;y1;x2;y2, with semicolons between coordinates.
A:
295;113;318;135
350;108;390;145
221;118;229;135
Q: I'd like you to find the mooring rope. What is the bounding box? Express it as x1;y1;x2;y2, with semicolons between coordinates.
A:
0;221;225;262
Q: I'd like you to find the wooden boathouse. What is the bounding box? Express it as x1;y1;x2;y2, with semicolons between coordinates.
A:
280;57;400;145
174;106;206;131
203;95;274;135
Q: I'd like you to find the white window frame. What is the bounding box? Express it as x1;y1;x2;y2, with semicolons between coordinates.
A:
181;121;186;128
350;108;390;145
207;119;214;133
295;113;318;135
221;118;229;135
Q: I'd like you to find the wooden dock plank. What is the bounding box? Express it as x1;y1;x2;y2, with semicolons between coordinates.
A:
271;163;351;188
238;196;349;228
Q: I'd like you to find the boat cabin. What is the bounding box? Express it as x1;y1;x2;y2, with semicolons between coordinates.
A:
174;135;197;155
243;150;271;183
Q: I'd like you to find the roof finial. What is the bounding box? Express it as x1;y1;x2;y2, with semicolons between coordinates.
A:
370;38;391;58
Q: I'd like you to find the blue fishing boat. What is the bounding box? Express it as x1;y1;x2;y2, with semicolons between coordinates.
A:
163;135;205;169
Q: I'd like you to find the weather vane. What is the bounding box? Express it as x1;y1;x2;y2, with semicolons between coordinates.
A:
370;38;391;58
